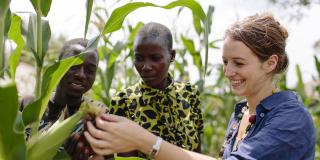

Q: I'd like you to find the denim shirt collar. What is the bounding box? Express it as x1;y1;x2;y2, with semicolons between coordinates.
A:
234;91;298;119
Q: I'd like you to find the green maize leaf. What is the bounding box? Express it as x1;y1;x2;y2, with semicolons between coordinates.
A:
180;35;202;70
22;54;84;126
193;13;202;35
27;110;82;160
295;64;306;98
314;56;320;78
204;6;214;79
30;0;52;17
84;0;93;39
206;6;214;35
128;22;143;43
0;83;26;160
26;13;41;65
102;0;206;35
4;9;11;37
107;42;125;68
26;13;51;65
0;0;10;16
8;14;25;79
87;35;101;51
41;17;51;62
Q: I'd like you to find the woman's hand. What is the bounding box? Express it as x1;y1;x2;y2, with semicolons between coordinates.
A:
84;114;151;156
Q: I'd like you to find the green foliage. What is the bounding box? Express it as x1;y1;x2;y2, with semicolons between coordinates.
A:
84;0;93;39
0;83;26;160
102;0;206;35
26;13;51;66
29;0;52;17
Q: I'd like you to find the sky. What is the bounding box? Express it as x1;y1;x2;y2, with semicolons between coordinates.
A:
9;0;320;87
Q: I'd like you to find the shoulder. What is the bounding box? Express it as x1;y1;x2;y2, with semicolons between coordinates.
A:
113;83;142;99
110;83;141;107
263;91;314;135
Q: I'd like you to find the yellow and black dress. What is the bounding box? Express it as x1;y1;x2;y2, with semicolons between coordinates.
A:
110;74;203;158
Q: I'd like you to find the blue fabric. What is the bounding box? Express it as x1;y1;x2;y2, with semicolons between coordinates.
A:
223;91;315;160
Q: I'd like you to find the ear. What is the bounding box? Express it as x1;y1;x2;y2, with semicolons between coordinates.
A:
170;50;176;62
263;54;278;73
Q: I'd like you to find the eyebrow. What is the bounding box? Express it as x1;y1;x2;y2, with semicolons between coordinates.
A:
222;56;246;60
232;57;246;61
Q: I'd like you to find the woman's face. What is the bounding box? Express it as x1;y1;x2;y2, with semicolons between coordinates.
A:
134;38;173;89
222;37;273;97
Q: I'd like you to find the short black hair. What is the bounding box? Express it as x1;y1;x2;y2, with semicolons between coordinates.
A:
134;22;173;50
58;38;97;60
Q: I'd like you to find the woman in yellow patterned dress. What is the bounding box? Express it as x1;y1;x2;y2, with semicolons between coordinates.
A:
107;22;203;158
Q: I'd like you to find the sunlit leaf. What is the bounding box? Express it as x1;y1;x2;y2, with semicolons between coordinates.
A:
102;0;206;35
0;83;26;160
84;0;93;39
8;14;25;79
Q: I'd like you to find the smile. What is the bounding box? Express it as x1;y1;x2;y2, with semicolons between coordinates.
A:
70;82;85;89
230;80;244;87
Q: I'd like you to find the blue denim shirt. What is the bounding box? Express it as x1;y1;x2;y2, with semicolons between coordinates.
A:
222;91;315;160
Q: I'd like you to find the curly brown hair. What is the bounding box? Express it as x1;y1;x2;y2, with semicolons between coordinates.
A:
225;12;289;74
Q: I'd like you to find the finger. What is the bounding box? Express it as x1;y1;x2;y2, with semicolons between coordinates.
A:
84;131;109;149
86;121;107;139
95;116;111;131
100;114;122;122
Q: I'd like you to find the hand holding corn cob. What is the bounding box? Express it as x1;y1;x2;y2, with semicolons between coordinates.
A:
27;99;108;160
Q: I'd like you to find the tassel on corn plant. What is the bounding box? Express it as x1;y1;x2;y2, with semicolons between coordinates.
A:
26;99;107;160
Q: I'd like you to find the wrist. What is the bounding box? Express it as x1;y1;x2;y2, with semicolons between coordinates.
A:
136;131;158;155
148;137;162;159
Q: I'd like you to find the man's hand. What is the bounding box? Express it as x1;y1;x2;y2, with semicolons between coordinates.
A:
64;132;93;160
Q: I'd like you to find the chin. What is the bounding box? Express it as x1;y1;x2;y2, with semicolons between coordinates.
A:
231;88;245;97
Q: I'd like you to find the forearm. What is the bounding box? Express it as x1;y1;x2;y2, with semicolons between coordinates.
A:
136;131;215;160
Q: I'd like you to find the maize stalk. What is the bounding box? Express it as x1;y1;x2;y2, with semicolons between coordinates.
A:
27;99;106;160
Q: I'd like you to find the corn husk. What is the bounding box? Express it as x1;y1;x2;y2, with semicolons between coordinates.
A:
27;100;106;160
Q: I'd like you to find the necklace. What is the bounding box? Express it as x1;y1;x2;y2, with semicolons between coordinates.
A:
219;105;256;157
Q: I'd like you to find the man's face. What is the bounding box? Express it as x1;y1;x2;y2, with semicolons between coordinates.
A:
59;46;98;97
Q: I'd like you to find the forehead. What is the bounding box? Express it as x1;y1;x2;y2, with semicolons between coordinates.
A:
222;37;256;59
61;46;98;65
61;44;86;59
134;35;168;50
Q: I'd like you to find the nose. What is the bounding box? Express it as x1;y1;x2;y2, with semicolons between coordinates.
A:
74;67;86;79
142;63;152;72
224;64;236;77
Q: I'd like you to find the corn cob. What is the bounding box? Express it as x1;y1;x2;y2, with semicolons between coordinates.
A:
27;99;106;160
